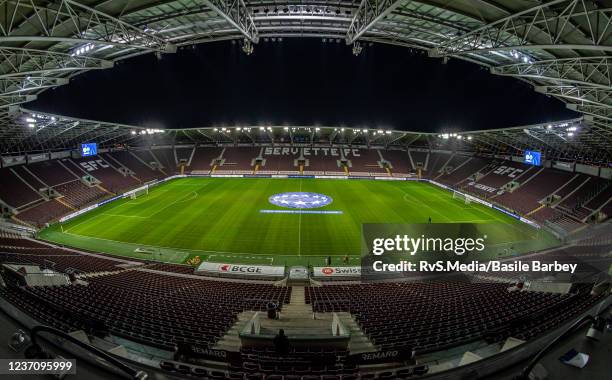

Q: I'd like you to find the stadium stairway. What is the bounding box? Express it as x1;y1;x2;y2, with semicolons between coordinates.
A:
335;312;378;354
213;310;257;352
213;286;377;354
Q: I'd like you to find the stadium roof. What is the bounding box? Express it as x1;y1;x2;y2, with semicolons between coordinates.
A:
5;107;608;164
0;0;611;161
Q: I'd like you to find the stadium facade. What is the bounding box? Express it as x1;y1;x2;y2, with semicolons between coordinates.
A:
0;108;610;379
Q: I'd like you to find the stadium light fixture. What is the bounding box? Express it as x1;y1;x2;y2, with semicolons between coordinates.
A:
467;136;473;140
547;124;552;129
385;131;392;134
567;126;577;132
315;127;320;131
568;132;574;137
284;127;289;131
341;128;345;132
25;118;35;123
131;131;136;135
259;127;265;131
27;123;35;128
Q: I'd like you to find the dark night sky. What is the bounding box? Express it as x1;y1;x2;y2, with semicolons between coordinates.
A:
30;38;577;132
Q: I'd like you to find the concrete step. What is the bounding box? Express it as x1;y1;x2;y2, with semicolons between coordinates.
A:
213;308;377;354
212;310;257;352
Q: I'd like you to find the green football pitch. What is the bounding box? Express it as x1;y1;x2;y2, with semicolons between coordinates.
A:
39;177;559;267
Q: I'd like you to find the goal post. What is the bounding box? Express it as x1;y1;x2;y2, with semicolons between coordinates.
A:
452;190;471;204
130;186;149;200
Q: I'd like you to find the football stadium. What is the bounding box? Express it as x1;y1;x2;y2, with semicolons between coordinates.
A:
0;1;612;379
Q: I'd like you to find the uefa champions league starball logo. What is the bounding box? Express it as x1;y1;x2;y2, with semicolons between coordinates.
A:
269;192;333;209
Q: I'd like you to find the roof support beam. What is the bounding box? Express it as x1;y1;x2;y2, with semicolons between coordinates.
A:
430;0;612;58
0;94;36;108
0;77;68;96
0;47;113;78
0;0;175;53
535;85;612;108
346;0;403;44
567;104;612;122
203;0;258;42
491;56;612;89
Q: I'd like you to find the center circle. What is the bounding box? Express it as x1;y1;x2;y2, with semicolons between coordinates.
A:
269;192;333;209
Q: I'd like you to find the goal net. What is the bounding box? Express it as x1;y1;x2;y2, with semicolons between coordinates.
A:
130;187;149;200
452;191;471;204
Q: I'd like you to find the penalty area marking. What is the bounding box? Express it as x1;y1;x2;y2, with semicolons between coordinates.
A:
146;190;200;218
54;231;361;264
57;231;301;257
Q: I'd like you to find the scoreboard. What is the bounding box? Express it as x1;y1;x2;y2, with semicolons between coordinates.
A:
524;150;541;166
81;143;97;157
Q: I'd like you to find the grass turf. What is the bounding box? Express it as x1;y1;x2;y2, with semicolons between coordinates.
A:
39;177;560;267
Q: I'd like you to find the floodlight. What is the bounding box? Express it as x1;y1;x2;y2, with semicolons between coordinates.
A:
25;118;35;123
27;123;35;128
